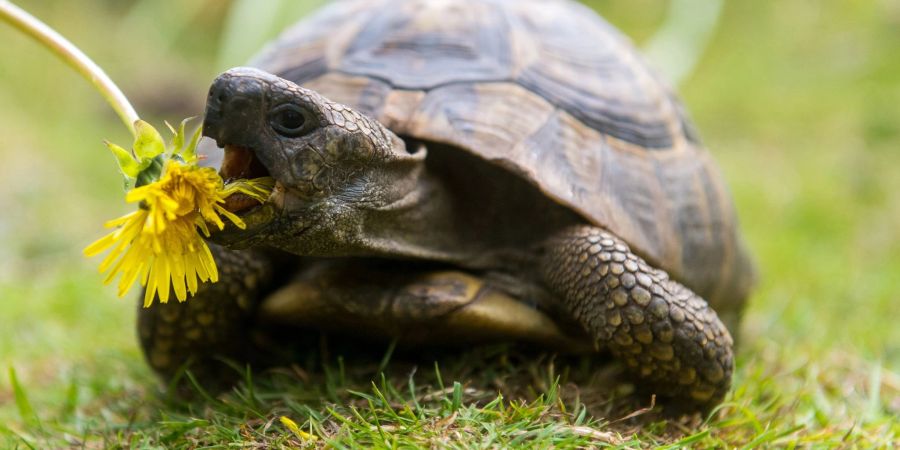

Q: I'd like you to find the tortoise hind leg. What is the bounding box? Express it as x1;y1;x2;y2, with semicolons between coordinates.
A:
137;243;273;388
539;225;734;407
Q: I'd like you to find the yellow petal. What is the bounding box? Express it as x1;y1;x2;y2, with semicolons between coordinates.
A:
143;272;157;308
83;232;118;257
280;416;318;441
170;252;187;301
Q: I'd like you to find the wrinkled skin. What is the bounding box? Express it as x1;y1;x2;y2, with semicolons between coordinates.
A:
204;68;424;257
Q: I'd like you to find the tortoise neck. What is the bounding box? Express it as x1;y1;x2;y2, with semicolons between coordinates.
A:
357;161;480;264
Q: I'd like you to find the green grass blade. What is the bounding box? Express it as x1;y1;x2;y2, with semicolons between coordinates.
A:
450;381;463;413
377;339;397;374
0;423;37;450
866;360;883;420
59;376;78;423
8;367;41;431
659;429;711;450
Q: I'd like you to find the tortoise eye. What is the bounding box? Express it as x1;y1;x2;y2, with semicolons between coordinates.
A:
270;104;313;137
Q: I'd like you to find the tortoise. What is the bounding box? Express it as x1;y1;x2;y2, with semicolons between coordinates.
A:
138;0;755;406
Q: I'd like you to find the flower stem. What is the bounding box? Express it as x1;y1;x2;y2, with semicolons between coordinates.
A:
0;1;139;136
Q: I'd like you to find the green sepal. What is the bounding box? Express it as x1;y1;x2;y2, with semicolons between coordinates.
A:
169;117;199;162
105;140;141;178
133;120;165;160
164;120;177;136
182;122;202;164
134;155;166;188
167;120;183;153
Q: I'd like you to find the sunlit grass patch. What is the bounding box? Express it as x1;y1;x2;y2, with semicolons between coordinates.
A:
2;344;896;448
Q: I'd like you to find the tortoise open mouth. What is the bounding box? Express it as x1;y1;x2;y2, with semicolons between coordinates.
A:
218;143;274;213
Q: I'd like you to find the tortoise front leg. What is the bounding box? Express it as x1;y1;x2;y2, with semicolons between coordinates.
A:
540;225;734;406
137;243;273;387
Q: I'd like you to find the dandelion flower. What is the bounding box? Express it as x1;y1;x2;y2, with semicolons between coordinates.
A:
84;119;273;307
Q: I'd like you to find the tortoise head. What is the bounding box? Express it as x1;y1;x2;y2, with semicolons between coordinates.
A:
202;67;424;253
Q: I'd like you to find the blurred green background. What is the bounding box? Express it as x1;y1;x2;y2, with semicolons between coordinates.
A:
1;0;898;446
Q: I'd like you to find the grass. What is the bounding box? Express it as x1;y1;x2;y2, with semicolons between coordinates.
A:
1;0;898;448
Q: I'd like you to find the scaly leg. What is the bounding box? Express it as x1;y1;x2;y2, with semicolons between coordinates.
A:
136;243;273;386
540;225;734;406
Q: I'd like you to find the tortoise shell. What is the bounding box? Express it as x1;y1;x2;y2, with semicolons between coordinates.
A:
249;0;754;308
